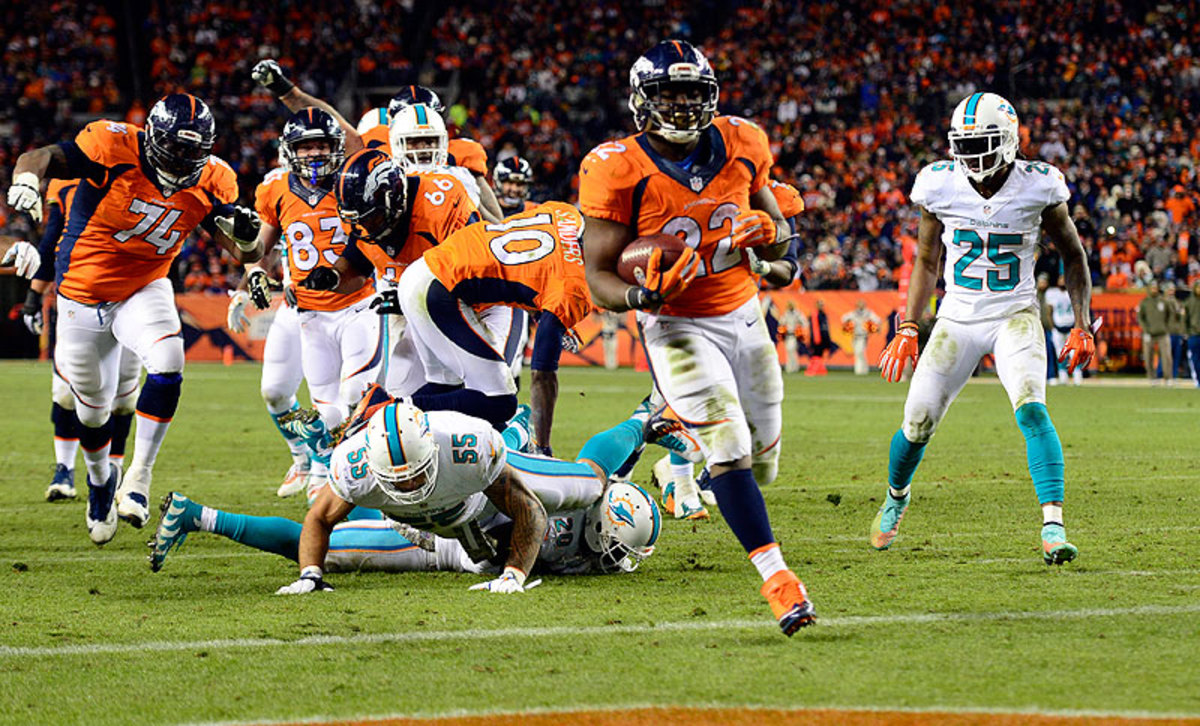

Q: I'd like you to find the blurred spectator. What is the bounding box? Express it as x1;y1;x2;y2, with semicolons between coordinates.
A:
1137;280;1174;383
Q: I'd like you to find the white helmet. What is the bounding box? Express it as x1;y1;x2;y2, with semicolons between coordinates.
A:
388;103;448;172
364;402;439;505
948;92;1020;182
584;482;661;573
356;107;390;135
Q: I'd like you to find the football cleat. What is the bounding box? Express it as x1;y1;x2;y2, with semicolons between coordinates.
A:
1041;523;1078;566
761;569;817;636
148;492;202;572
305;471;330;507
642;405;703;463
116;464;151;528
276;461;311;498
46;464;77;502
651;455;709;521
695;467;716;507
505;404;533;453
86;463;120;545
869;488;910;550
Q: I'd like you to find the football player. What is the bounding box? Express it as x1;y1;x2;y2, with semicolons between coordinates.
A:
873;92;1094;566
6;93;262;543
388;102;485;211
578;40;815;635
243;108;386;496
493;156;537;218
251;62;503;222
19;178;142;502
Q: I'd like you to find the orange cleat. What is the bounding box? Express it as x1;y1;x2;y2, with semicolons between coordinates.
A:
761;570;817;636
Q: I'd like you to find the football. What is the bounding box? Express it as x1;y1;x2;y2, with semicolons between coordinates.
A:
616;234;689;286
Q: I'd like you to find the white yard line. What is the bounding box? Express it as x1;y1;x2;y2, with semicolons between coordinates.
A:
4;602;1198;659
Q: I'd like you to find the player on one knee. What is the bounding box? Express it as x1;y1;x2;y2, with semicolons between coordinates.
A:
578;40;814;635
873;92;1094;566
6;93;263;543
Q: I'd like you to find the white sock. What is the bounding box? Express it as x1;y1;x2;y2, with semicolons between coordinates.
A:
131;412;172;470
1042;504;1063;526
889;484;910;499
199;506;218;532
670;461;693;483
750;543;787;582
81;443;112;487
54;438;79;469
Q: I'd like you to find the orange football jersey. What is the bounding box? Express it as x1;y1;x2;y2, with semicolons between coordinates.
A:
360;125;488;176
255;167;373;311
424;201;592;329
579;116;773;317
354;170;479;285
47;178;80;214
56;120;238;304
768;179;805;219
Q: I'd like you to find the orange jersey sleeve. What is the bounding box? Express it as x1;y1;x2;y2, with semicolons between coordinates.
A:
254;167;288;229
447;137;488;176
263;171;373;311
768;179;805;219
577;139;639;224
360;125;390;152
721;116;773;194
57;121;238;304
424;201;592;328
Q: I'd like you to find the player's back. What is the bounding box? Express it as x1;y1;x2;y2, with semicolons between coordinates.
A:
56;120;238;304
910;158;1070;322
256;167;373;310
579;116;773;318
423;201;592;328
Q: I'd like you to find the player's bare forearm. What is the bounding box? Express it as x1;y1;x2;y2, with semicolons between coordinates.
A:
905;207;943;322
278;87;363;155
237;230;281;290
1043;203;1092;329
582;215;636;311
529;369;558;450
474;176;504;223
30;279;50;295
484;467;547;577
297;486;353;571
762;259;797;287
13;145;68;181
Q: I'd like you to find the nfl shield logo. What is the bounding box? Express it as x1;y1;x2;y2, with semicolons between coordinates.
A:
690;176;703;192
982;204;992;216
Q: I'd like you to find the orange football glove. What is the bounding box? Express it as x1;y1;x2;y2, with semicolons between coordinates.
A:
731;210;777;249
879;321;920;382
640;246;700;303
1057;327;1095;374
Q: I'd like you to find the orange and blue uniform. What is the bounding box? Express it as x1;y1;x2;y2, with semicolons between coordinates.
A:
255;167;374;311
55;120;238;304
767;178;805;283
33;179;80;282
360;125;489;177
579;115;773;318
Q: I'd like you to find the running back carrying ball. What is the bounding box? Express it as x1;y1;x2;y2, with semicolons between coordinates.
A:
617;234;688;286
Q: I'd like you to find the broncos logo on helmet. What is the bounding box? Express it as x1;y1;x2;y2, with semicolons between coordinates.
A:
335;148;408;241
628;40;719;144
144;93;216;195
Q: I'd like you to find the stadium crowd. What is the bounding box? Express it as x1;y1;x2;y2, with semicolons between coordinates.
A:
2;0;1198;293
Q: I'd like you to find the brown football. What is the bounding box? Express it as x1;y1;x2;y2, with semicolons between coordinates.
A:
616;234;688;286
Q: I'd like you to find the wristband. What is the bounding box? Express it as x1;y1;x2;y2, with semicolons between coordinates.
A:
502;566;527;587
235;236;258;253
300;565;323;579
266;76;295;97
898;320;919;332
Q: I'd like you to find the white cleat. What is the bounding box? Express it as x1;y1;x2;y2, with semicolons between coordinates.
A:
276;461;311;498
116;464;151;528
305;471;329;507
86;464;120;545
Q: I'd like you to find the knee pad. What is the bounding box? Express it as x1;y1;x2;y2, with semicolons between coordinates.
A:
902;410;939;444
752;447;780;486
74;400;112;429
143;336;185;375
260;384;296;414
111;384;139;415
52;381;77;410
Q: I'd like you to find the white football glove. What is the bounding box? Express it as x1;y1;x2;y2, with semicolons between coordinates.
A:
227;290;251;333
275;567;334;595
468;568;541;594
6;172;42;223
746;249;771;277
1;241;40;279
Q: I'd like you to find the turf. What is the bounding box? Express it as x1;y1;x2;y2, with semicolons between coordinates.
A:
0;361;1197;725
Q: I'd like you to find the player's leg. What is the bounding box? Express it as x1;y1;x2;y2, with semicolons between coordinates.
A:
1050;328;1068;384
296;311;347;493
1188;334;1200;387
261;304;312;496
383;315;428;396
54;294;122;543
335;303;386;423
994;310;1076;565
645;311;813;635
47;368;80;501
113;279;185;527
871;318;987;550
109;346;141;472
734;308;784;487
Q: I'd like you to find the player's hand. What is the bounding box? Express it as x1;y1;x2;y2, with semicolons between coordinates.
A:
1058;327;1095;375
731;210;777;249
635;246;699;308
251;59;295;96
275;568;333;595
879;321;920;382
301;266;340;291
6;172;42;223
246;267;276;309
370;289;401;315
561;328;582;353
468;568;541;594
22;289;43;335
227;290;251;333
284;284;298;308
746;248;772;276
214;205;261;252
1;241;40;279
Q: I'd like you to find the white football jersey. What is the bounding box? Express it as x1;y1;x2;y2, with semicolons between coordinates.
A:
328;410;506;534
1044;287;1074;328
536;510;598;575
911;160;1069;322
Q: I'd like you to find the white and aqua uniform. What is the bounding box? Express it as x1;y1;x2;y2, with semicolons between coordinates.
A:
902;158;1069;441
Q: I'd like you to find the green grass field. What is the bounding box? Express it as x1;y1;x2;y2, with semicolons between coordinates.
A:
1;361;1197;725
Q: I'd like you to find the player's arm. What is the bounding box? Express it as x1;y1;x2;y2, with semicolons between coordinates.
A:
278;483;354;594
251;59;363;155
206;204;264;264
481;464;548;584
473;172;503;223
528;312;568;453
904;207;943;323
748;185;791;261
1042;202;1092;330
582;215;638;311
8;144;89;223
299;238;371;295
227;230;283;333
